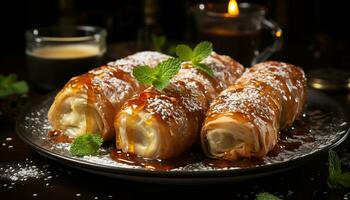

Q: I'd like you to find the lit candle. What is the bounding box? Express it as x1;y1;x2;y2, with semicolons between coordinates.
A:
194;2;282;66
228;0;239;16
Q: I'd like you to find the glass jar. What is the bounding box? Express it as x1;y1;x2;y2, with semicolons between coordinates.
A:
25;26;107;91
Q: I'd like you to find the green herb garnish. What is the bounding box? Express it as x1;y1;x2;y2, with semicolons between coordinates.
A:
256;192;281;200
0;74;29;98
151;34;176;56
133;58;182;91
70;134;103;157
328;149;350;188
152;34;166;52
175;41;214;77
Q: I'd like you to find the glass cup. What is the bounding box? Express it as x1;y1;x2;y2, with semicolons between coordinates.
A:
25;26;107;91
194;3;282;67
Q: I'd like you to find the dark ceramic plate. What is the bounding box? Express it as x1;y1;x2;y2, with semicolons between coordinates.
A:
16;89;349;184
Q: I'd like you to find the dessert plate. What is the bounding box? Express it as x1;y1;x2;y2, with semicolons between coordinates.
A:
16;89;349;184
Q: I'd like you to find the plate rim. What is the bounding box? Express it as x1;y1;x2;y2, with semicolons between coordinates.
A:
16;89;350;178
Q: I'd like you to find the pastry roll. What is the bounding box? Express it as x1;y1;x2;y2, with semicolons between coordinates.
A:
236;61;307;128
48;52;169;141
114;52;244;159
201;61;306;161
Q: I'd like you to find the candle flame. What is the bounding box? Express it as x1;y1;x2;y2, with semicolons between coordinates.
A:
275;30;282;38
228;0;239;16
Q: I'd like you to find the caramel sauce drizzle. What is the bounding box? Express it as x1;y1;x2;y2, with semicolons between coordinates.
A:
119;80;208;157
48;58;310;171
48;114;314;171
110;149;203;171
48;130;73;143
110;114;315;171
65;66;136;134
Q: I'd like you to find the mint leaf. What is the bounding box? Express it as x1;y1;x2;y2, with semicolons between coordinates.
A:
0;74;17;89
175;41;214;77
194;63;214;77
152;79;170;91
192;41;213;63
133;65;157;84
156;58;182;80
152;34;166;52
151;34;177;56
337;172;350;187
70;134;103;157
12;81;29;94
328;149;350;188
176;44;193;61
329;150;341;183
133;58;182;91
153;58;181;90
256;192;281;200
0;73;29;98
0;89;12;98
4;74;17;86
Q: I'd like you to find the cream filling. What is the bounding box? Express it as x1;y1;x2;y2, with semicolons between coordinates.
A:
205;116;256;158
58;91;100;138
118;110;160;158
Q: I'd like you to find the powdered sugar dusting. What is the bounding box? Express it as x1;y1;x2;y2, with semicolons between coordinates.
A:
242;69;289;99
213;87;260;114
203;52;244;88
238;61;307;128
146;97;184;124
16;71;347;173
176;67;214;90
211;87;273;121
92;75;133;105
174;67;217;101
107;51;170;73
0;159;50;182
170;80;205;113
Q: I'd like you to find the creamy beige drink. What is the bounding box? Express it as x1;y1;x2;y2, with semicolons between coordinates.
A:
26;45;104;90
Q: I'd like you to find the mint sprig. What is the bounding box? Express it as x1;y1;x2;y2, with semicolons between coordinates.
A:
0;74;29;98
151;34;166;52
175;41;214;77
70;134;103;157
328;149;350;188
133;58;182;91
151;34;177;56
256;192;281;200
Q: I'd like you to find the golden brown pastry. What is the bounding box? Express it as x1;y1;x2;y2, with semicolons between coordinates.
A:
201;61;306;161
48;52;170;141
114;52;244;159
237;61;307;128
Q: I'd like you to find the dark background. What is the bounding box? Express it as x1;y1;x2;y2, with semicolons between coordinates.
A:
0;1;349;199
0;0;349;72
